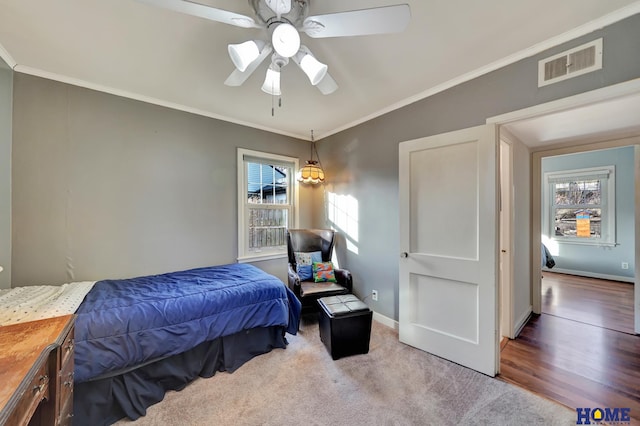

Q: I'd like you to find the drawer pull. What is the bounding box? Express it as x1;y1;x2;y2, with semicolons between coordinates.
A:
65;338;75;352
33;375;47;394
63;371;74;387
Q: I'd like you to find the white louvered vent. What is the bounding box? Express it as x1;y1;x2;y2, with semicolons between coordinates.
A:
538;38;603;87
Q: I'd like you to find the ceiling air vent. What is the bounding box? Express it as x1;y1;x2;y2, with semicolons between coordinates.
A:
538;38;603;87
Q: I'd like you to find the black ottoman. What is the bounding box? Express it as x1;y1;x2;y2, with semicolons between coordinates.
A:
318;294;373;360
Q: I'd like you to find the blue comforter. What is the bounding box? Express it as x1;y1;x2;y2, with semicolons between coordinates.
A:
74;263;301;383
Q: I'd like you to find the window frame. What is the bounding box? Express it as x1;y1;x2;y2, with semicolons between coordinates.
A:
237;148;299;262
543;165;616;247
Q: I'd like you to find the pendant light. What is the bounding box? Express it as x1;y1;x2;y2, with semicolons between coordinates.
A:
297;130;325;184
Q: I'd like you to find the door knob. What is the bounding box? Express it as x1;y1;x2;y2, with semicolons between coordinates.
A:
400;252;408;258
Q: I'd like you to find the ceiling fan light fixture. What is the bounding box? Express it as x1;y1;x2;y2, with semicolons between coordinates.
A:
271;23;300;58
261;65;281;96
299;54;328;86
228;40;265;72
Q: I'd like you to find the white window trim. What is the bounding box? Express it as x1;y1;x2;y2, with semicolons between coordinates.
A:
543;165;616;247
237;148;299;262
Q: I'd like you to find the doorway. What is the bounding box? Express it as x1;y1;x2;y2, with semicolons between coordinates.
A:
533;140;639;333
539;146;636;335
491;81;640;420
489;79;640;335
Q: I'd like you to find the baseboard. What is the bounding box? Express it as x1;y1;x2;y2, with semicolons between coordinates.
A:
372;311;398;330
543;267;635;283
513;306;533;338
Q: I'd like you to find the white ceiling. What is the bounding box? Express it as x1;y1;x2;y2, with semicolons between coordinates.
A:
1;0;640;140
504;91;640;149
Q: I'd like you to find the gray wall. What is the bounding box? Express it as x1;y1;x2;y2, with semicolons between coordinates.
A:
542;146;635;280
11;74;314;286
316;13;640;322
0;59;11;289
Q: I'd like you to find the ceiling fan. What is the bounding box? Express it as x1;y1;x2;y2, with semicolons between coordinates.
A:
137;0;411;96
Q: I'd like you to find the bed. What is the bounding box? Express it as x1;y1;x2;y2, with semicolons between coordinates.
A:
0;263;301;425
541;243;556;269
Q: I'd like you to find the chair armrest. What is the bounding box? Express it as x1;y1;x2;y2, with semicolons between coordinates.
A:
287;263;302;298
334;268;353;293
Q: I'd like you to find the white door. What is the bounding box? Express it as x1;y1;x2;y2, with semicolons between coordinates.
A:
399;124;499;377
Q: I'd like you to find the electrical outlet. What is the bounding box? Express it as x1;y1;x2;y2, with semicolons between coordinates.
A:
621;262;629;270
372;290;378;301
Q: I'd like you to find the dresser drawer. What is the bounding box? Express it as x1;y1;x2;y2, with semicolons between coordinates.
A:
7;361;49;426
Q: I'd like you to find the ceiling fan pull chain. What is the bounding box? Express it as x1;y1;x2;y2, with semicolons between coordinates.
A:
271;82;275;116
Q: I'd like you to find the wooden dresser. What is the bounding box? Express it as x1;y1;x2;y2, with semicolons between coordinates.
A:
0;315;75;426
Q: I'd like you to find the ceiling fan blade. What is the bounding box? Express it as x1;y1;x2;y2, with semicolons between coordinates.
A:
224;45;273;86
316;72;338;95
303;4;410;38
137;0;262;29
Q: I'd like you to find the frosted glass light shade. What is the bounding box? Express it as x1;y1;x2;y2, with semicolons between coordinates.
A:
228;40;263;72
261;67;281;95
272;23;300;58
300;54;328;85
296;161;325;184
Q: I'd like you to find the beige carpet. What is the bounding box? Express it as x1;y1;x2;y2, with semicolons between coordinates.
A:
116;315;575;426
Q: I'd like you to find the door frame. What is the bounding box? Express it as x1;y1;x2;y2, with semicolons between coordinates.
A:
499;137;515;339
488;78;640;334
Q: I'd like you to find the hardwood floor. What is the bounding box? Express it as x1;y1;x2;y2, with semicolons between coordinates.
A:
499;273;640;424
542;271;635;334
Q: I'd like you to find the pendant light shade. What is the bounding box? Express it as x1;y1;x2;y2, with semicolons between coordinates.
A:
297;161;325;184
297;130;325;184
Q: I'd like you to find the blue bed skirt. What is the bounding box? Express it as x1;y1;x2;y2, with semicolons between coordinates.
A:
74;325;287;425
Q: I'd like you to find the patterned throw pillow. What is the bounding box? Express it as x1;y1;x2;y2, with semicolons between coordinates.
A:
294;251;322;281
313;262;337;283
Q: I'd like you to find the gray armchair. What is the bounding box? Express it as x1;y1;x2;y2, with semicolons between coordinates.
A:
286;229;352;313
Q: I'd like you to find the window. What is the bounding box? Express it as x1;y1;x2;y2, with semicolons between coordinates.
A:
237;148;298;261
543;166;616;246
